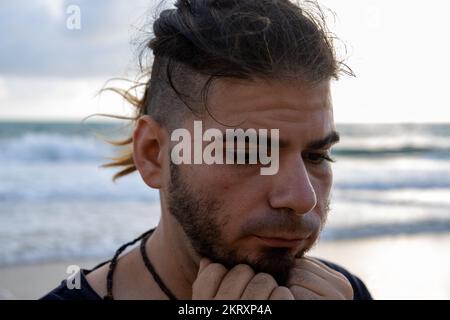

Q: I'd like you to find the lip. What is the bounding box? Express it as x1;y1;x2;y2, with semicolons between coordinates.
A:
254;235;306;248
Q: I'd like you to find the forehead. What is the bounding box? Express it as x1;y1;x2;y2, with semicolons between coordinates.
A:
203;78;334;147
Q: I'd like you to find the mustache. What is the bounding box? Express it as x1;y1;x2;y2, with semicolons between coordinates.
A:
239;201;330;239
239;210;319;239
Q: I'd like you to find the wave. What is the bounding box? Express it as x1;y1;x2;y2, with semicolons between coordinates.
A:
322;218;450;240
335;180;450;190
0;133;117;163
0;163;158;202
2;218;449;266
333;134;450;158
334;146;450;158
1;132;450;164
333;158;450;190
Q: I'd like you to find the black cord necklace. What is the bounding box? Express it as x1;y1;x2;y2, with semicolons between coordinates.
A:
140;232;178;300
104;227;178;300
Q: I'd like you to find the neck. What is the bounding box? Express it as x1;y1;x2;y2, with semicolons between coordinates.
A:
145;215;200;300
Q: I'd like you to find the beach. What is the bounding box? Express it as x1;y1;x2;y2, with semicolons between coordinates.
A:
311;233;450;300
1;233;449;300
1;122;449;300
2;0;450;302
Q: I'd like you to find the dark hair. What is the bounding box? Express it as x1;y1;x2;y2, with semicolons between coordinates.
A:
96;0;353;181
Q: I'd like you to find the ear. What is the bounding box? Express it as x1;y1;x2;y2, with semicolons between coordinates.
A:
133;115;167;189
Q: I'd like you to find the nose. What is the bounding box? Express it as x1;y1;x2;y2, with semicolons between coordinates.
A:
268;154;317;215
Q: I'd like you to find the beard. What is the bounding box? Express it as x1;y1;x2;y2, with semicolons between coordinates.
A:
167;162;330;285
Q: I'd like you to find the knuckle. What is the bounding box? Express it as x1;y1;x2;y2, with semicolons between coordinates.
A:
209;263;228;273
194;263;227;288
329;274;351;296
335;276;353;298
289;285;319;300
338;274;352;288
270;286;293;300
232;264;255;276
343;282;354;299
287;270;308;286
295;273;308;284
274;286;290;294
251;272;277;287
202;263;227;279
334;270;347;281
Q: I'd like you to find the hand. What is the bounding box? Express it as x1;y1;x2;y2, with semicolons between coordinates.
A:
286;257;354;300
192;258;294;300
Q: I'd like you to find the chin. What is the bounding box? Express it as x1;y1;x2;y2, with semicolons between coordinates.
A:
251;249;298;285
232;246;304;286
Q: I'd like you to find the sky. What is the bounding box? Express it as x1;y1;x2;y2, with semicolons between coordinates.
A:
0;0;449;123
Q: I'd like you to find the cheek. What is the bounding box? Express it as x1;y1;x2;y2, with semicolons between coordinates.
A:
324;165;333;194
201;167;236;192
196;164;260;192
310;164;333;199
309;166;333;226
184;165;250;218
197;167;265;220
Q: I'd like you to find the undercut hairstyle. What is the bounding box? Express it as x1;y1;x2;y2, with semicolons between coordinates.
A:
96;0;353;181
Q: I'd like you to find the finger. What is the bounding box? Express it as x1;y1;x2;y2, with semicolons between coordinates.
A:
269;286;295;300
198;258;212;276
302;257;351;282
289;285;322;300
192;262;228;299
241;273;278;300
287;268;344;298
295;258;353;296
295;257;348;284
215;264;255;299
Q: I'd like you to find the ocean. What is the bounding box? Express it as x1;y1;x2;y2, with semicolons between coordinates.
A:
1;121;449;266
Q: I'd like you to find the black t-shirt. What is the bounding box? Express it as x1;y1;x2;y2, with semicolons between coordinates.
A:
40;259;373;300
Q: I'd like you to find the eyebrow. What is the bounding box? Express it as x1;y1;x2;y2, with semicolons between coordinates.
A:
306;130;340;149
222;129;340;149
262;130;340;149
223;130;290;148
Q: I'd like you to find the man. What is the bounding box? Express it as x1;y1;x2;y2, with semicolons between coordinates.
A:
42;0;372;300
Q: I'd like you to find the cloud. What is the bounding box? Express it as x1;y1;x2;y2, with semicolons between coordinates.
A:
2;0;450;122
0;77;8;100
0;76;138;120
41;0;65;20
0;0;159;77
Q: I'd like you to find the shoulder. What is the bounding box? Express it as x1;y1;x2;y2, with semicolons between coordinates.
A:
40;269;104;300
315;258;373;300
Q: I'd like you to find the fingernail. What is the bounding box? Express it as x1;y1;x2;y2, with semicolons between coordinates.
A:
198;257;211;275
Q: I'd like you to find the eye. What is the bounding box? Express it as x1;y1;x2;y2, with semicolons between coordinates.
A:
305;152;336;165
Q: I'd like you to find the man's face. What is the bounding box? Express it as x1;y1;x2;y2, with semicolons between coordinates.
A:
166;78;337;285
